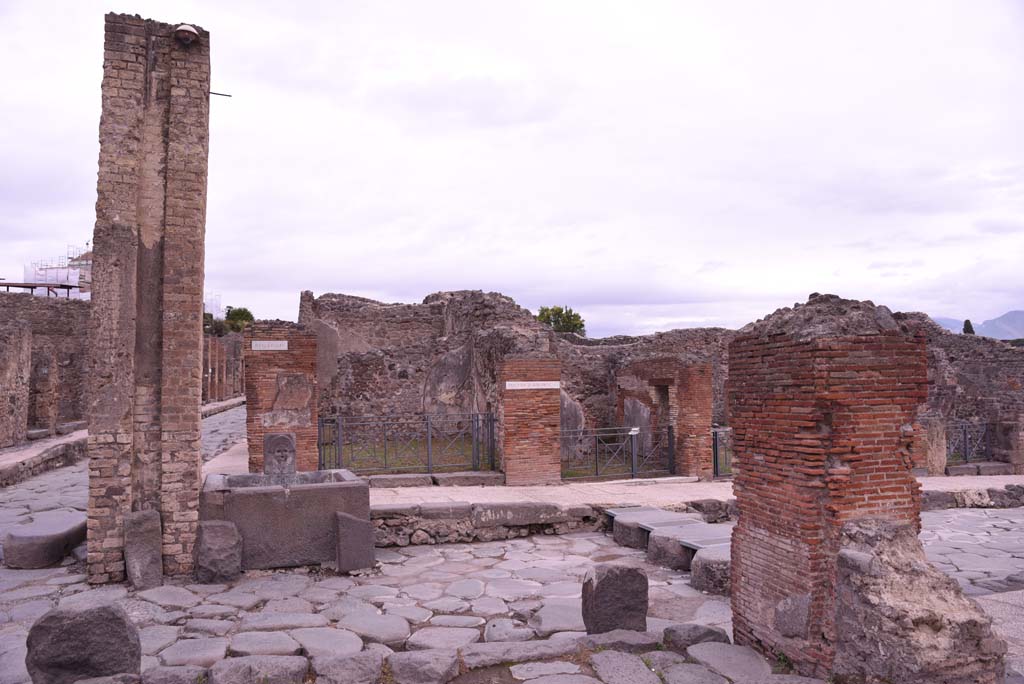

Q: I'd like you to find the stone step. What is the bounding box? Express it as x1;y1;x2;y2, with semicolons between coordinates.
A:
603;506;664;520
612;512;703;549
2;509;87;568
26;429;51;441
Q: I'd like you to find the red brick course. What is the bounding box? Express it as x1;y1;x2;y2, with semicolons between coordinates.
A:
244;322;319;473
728;302;928;678
499;357;562;486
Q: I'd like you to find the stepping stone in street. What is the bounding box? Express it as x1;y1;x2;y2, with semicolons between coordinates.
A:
3;510;86;569
614;511;702;549
686;642;771;682
405;625;480;650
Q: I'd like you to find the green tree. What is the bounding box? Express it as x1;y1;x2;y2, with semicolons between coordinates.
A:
225;306;254;332
537;305;586;335
963;319;975;335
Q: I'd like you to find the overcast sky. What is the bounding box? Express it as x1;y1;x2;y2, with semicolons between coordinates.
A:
2;1;1022;337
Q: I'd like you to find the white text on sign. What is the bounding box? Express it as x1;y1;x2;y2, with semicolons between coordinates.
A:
505;381;561;390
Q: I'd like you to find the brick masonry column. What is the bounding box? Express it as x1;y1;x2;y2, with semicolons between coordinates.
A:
243;322;319;472
86;14;209;583
676;362;714;479
499;357;562;486
728;295;928;677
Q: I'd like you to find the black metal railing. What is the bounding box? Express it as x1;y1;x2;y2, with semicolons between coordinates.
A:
318;413;496;474
946;422;991;463
712;427;733;478
560;425;674;480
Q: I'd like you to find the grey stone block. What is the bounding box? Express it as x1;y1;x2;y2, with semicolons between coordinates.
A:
194;520;242;584
690;545;731;596
418;502;472;519
946;463;979;476
471;502;570;528
431;471;505;487
988;487;1024;508
921;490;958;511
663;623;731;653
3;509;86;569
582;564;648;634
977;461;1014;476
368;473;433;488
27;603;141;684
686;643;771;682
577;629;662;653
207;655;308;684
311;650;385;684
141;666;209;684
388;649;459;684
661;664;728;684
460;639;580;669
74;676;140;684
336;511;375;572
591;650;660;684
370;504;420;518
124;510;163;590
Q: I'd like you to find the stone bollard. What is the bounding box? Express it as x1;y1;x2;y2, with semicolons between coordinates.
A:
581;563;648;634
194;520;242;583
26;603;140;684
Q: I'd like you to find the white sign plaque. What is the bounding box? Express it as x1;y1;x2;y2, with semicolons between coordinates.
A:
251;340;288;351
505;380;561;390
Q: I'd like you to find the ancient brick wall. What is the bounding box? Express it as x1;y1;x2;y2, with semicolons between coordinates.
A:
203;333;244;403
86;13;209;583
499;357;562;485
613;357;715;478
244;322;318;473
728;295;928;678
0;325;31;449
0;293;90;434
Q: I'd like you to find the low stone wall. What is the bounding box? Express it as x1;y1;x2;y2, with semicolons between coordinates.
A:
371;501;598;546
0;436;87;488
922;485;1024;511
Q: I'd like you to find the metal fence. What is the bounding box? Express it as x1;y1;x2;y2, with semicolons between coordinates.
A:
318;413;496;474
946;422;991;463
712;427;733;478
560;426;674;480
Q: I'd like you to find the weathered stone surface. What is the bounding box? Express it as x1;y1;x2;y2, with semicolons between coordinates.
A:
207;655;308;684
239;612;329;632
334;612;410;646
432;472;504;487
646;529;691;570
524;676;601;684
368;474;433;488
471;502;569;528
484;618;534;642
124;510;163;590
577;630;662;653
137;586;200;609
405;626;479;650
529;599;586;636
141;666;209;684
194;520;242;584
640;651;688;675
3;510;86;568
430;615;484;627
73;675;140;684
460;639;579;669
590;650;660;684
289;627;362;658
663;623;730;653
445;578;485;599
336;511;375;573
660;664;728;684
263;433;297;476
312;650;385;684
418;502;472;520
139;626;180;656
387;649;459;684
228;631;302;656
26;603;140;684
509;661;581;679
690;546;730;596
581;564;648;634
158;638;228;667
184;619;234;636
921;490;958;511
686;643;771;682
833;518;1006;684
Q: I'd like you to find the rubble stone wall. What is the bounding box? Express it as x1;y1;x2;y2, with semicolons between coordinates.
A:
0;325;31;449
728;295;929;678
0;293;90;435
86;13;210;583
243;322;318;473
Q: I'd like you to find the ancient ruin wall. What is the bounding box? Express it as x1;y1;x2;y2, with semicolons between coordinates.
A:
203;332;244;403
86;13;209;583
299;290;733;441
0;325;31;448
728;295;928;678
0;293;90;434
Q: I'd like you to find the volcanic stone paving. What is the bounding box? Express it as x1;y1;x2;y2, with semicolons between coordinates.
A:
0;533;738;684
921;507;1024;595
201;405;247;462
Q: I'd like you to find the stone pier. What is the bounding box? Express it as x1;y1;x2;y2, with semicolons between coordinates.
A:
86;14;210;583
499;357;562;486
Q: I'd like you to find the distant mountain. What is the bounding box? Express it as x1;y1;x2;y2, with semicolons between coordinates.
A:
930;311;1024;340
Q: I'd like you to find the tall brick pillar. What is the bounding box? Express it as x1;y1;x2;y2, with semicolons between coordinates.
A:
676;362;714;479
243;323;319;472
728;295;928;677
499;357;562;486
86;14;210;583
